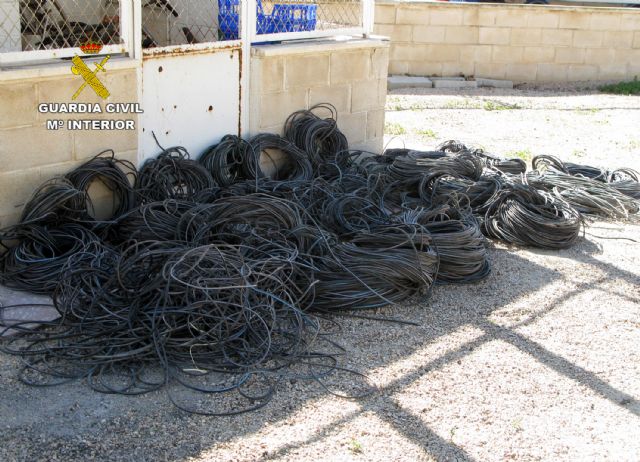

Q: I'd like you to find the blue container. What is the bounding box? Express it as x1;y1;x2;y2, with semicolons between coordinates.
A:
218;0;317;39
268;4;317;33
218;0;271;40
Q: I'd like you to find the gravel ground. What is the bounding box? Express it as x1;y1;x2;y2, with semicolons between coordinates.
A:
1;84;639;462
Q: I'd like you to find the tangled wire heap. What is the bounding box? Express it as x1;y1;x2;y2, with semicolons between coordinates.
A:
1;105;639;414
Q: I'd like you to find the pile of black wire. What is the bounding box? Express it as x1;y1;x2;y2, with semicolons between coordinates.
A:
1;107;638;415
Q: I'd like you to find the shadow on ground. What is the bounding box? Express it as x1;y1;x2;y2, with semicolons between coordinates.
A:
2;230;638;462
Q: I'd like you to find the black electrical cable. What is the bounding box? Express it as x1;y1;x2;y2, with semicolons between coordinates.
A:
136;146;217;202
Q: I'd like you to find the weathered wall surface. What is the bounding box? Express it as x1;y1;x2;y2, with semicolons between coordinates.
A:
0;65;138;228
376;1;640;82
249;38;389;153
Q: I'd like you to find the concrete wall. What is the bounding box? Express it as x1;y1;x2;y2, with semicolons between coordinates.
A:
0;38;387;228
249;38;389;153
375;1;640;82
0;65;138;228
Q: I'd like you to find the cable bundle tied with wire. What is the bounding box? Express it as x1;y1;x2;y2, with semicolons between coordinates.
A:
526;171;640;218
284;103;350;173
389;150;485;182
136;146;217;202
65;150;138;223
108;199;198;244
199;135;248;187
243;134;314;181
3;241;340;414
312;224;438;311
5;105;640;415
608;168;640;200
402;203;490;284
482;184;582;249
14;178;88;229
0;224;103;294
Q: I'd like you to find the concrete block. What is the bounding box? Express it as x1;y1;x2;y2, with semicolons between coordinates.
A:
442;61;474;77
620;15;640;32
371;47;390;80
475;62;507;80
338;111;367;145
389;60;409;75
476;78;514;89
0;83;37;129
590;13;621;31
523;46;555;64
0;125;73;173
391;25;413;43
462;8;479;27
558;11;591;30
476;9;497;27
572;30;603;48
433;79;477;89
460;45;493;63
598;63;629;80
261;57;285;93
0;168;43;216
309;84;351;113
444;26;479;45
511;28;542;47
396;7;430;26
375;4;397;25
491;45;524;64
353;137;384;155
331;51;370;84
505;63;538;82
391;43;423;62
567;64;599;81
412;25;446;44
537;63;569;82
633;31;640;49
430;76;465;81
425;44;461;62
540;29;573;47
285;54;330;88
352;79;383;111
615;48;640;64
479;27;511;46
527;12;560;29
366;109;386;142
260;88;307;128
408;61;443;77
429;7;464;26
387;75;433;90
494;9;529;28
585;48;615;65
602;31;633;49
73;123;138;159
555;47;585;65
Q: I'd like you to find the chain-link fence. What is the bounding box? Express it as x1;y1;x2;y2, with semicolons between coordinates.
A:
0;0;366;55
257;0;362;36
142;0;232;48
0;0;122;53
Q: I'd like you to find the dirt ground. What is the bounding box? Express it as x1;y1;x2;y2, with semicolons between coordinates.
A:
1;84;639;462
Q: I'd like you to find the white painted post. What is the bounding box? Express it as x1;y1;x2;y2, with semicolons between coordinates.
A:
363;0;375;37
240;0;254;137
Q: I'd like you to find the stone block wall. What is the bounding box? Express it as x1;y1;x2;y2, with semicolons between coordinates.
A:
249;38;389;153
375;1;640;82
0;66;139;228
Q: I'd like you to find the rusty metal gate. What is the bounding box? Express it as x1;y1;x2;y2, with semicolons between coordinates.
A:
139;0;245;161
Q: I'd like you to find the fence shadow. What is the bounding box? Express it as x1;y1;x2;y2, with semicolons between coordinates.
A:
0;235;638;461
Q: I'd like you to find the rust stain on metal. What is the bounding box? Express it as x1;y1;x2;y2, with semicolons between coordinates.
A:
143;42;241;60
